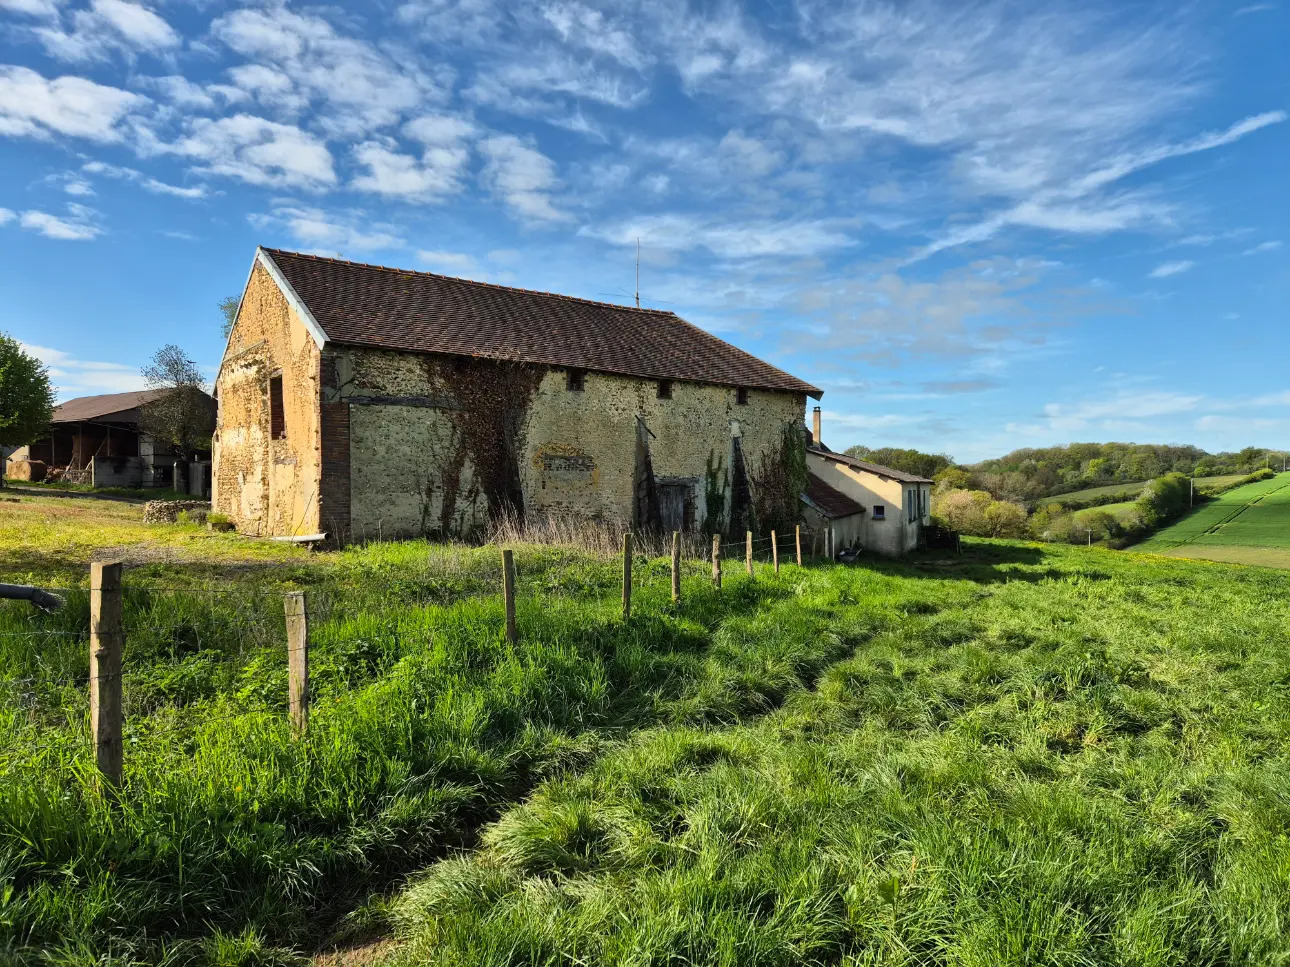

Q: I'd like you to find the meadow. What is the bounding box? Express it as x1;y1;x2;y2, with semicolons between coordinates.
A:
1;493;1289;965
1136;472;1290;567
1053;474;1246;508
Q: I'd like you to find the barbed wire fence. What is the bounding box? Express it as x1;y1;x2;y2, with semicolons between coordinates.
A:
1;524;843;789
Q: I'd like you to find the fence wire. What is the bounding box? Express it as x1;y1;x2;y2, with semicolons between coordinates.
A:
2;531;839;771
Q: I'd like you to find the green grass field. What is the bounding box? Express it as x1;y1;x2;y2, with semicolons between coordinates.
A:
2;496;1290;965
1055;474;1246;506
1136;473;1290;566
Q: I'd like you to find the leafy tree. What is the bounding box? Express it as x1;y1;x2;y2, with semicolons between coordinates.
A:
0;334;55;487
1135;472;1192;527
934;466;972;491
844;445;954;480
219;296;239;339
984;500;1029;537
139;345;214;460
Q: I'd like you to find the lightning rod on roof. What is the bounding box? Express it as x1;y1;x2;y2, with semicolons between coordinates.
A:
635;237;640;309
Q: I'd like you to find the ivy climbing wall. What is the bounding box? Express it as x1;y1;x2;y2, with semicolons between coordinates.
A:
330;346;806;540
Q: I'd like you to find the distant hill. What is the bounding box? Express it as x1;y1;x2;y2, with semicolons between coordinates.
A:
965;442;1284;503
837;440;1286;505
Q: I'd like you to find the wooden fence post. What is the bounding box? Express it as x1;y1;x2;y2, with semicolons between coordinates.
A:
745;530;754;576
671;531;682;604
711;534;721;588
826;527;833;561
772;530;781;574
283;591;309;738
89;561;123;792
795;525;803;567
622;532;632;620
501;549;517;644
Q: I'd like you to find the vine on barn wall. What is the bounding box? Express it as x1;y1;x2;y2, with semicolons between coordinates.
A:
702;450;728;534
750;421;808;538
425;356;546;534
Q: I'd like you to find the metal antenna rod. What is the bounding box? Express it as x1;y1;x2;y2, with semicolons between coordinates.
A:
635;237;640;308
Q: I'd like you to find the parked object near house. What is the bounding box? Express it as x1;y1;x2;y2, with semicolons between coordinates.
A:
213;247;821;540
6;391;215;493
801;407;932;556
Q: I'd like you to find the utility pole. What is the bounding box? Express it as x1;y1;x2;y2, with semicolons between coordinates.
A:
1190;476;1194;508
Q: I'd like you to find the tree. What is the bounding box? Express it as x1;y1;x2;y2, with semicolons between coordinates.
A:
845;445;954;480
139;345;214;460
984;500;1029;537
219;295;239;339
0;334;55;487
1135;472;1191;527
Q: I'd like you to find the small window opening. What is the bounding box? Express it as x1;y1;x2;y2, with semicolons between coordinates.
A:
735;387;749;405
269;373;285;440
872;504;886;521
657;380;673;400
566;369;586;392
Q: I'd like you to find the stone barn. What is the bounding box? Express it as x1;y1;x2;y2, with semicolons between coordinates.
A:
213;247;821;540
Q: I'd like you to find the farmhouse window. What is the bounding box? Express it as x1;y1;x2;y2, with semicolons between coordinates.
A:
269;374;286;440
735;387;749;405
657;380;673;400
872;505;885;520
566;369;586;392
908;489;918;523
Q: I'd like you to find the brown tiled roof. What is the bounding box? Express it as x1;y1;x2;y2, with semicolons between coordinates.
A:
262;248;821;397
803;471;866;519
808;444;934;484
52;390;165;424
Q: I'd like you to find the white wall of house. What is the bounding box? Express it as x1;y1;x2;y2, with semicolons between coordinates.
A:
806;452;930;556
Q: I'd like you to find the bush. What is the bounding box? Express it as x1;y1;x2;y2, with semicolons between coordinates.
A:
933;488;1028;538
1135;472;1192;527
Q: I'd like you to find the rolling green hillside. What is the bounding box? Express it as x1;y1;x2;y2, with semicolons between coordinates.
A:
1135;472;1290;567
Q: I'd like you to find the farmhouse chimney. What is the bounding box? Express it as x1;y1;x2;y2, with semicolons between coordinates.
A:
812;406;822;447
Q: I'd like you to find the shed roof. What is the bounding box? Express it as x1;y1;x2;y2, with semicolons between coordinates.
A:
51;390;165;424
802;471;866;519
808;445;934;484
259;248;821;397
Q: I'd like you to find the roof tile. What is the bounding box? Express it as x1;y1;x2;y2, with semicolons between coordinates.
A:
262;248;821;397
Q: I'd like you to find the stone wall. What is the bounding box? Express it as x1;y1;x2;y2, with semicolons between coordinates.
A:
212;262;322;536
331;346;806;540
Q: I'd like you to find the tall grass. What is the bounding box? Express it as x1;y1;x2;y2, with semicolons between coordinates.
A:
388;547;1290;966
4;537;1289;964
0;542;880;965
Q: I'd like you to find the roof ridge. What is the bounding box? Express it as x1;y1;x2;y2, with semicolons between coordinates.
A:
262;247;678;318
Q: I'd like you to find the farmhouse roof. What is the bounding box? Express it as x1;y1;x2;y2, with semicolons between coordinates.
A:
51;390;166;424
257;247;821;398
802;471;866;519
807;444;934;484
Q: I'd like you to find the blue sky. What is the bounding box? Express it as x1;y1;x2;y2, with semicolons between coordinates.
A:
0;0;1285;462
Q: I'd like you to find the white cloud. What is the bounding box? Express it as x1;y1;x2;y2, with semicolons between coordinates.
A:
19;343;144;397
351;117;475;201
249;206;404;253
1242;240;1283;255
0;0;60;16
211;5;445;137
1148;260;1194;278
540;2;650;70
16;204;103;240
167;114;336;189
586;212;856;260
418;249;482;277
0;66;145;142
478;135;569;222
0;208;14;225
35;0;180;62
81;160;208;198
